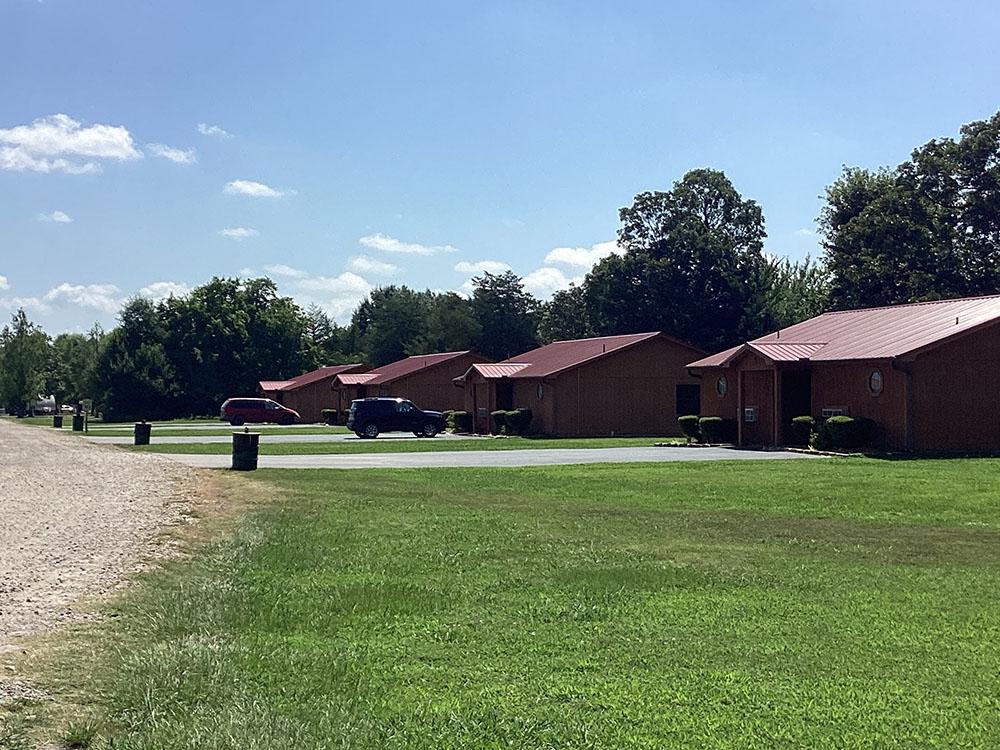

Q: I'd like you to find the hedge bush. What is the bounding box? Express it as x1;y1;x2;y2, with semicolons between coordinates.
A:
504;408;533;436
678;415;701;442
790;415;814;446
450;410;473;433
320;409;338;425
822;415;877;451
441;410;454;429
490;410;508;434
698;416;737;444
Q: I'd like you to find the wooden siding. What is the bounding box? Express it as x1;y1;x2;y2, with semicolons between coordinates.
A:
911;324;1000;452
375;351;491;412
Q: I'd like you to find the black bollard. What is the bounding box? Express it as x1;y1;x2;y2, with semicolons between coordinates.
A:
72;414;84;432
232;431;260;471
53;415;63;428
134;421;151;446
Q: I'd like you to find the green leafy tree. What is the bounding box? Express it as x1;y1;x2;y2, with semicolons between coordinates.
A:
0;309;50;415
584;169;773;351
762;256;831;330
411;292;481;354
350;286;430;366
470;271;540;360
537;285;593;343
822;110;1000;308
94;297;179;421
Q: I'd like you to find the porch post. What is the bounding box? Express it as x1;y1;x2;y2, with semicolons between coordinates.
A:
736;368;743;446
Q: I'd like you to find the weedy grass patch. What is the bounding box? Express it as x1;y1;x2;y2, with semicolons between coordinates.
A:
9;458;1000;748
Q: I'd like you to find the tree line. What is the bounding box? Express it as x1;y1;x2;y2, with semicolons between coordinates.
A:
3;109;998;420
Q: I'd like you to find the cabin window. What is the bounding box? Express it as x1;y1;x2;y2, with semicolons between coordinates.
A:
716;376;728;397
536;383;545;400
868;369;884;396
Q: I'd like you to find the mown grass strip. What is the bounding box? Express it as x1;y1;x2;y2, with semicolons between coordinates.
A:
10;458;1000;748
128;436;685;455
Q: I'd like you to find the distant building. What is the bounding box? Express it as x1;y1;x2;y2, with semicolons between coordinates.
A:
453;332;705;436
331;351;492;414
259;364;368;423
688;294;1000;452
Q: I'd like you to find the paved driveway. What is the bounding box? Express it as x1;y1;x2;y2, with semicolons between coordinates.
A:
161;446;821;470
84;432;481;445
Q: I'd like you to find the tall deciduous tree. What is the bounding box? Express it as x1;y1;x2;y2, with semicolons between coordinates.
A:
470;271;540;360
584;169;773;351
0;309;50;415
822;110;1000;308
537;285;593;343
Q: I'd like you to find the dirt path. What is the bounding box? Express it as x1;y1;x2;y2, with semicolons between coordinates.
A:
0;420;199;650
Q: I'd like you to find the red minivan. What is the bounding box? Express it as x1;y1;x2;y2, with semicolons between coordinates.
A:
220;397;300;426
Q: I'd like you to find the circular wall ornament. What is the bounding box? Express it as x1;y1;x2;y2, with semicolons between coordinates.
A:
536;383;544;400
716;376;728;397
869;369;884;396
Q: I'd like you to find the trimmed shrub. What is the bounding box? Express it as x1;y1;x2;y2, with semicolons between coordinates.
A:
490;410;508;434
320;408;338;425
450;410;473;433
790;415;814;446
441;410;454;429
699;416;737;444
823;415;877;451
504;408;533;436
678;415;701;442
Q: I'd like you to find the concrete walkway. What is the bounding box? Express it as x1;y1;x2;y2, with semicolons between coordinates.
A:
161;446;821;470
85;432;482;445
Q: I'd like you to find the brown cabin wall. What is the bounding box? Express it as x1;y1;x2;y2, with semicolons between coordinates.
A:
910;325;1000;452
808;362;907;449
376;352;492;412
546;337;703;436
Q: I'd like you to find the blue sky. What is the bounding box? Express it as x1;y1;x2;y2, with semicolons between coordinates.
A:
2;0;999;332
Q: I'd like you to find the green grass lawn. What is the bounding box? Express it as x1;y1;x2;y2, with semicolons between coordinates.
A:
95;425;351;437
128;435;682;454
7;458;1000;748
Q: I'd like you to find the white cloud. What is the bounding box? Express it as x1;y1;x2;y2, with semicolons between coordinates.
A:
544;240;624;269
43;282;121;313
453;259;511;275
138;281;190;301
0;114;141;174
223;179;286;198
38;210;73;223
359;233;458;256
237;267;258;277
0;275;9;290
296;272;371;295
348;255;399;276
197;123;232;138
218;227;259;240
794;228;817;237
522;267;581;299
0;295;47;312
147;143;197;165
264;263;308;279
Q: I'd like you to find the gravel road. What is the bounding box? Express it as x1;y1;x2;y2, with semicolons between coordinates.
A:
0;420;198;648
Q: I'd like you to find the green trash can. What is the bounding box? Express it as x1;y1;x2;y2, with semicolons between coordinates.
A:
72;414;85;432
134;422;151;445
53;414;63;428
232;431;260;471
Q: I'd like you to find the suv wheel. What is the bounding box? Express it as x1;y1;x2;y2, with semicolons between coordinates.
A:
230;416;245;426
421;422;439;438
362;423;380;439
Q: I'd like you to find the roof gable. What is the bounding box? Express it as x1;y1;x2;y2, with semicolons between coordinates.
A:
465;332;703;380
260;363;366;393
362;351;480;385
688;294;1000;368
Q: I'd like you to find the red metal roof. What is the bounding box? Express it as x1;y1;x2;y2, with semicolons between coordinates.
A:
336;373;377;385
688;294;1000;368
462;332;702;380
335;351;478;387
259;363;367;393
470;363;530;379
